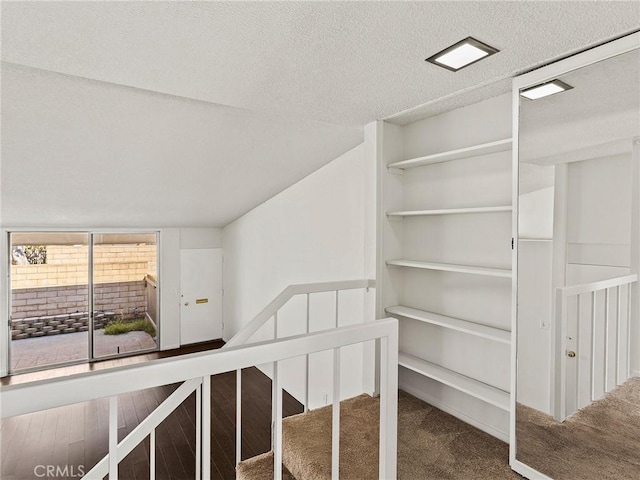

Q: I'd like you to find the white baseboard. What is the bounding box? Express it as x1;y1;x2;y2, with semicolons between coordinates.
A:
400;384;510;443
632;370;640;378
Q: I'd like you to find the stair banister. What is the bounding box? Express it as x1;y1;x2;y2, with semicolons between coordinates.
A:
226;278;376;468
224;279;375;348
553;273;638;421
1;317;398;480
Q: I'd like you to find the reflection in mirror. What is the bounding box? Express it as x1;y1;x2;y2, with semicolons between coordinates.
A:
516;48;640;479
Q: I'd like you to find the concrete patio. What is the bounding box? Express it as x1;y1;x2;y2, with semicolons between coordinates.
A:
10;330;157;371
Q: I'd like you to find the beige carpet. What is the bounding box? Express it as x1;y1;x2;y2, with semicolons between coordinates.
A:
236;451;296;480
275;391;519;480
516;377;640;480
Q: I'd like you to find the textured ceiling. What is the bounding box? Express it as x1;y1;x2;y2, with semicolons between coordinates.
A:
1;1;639;228
3;1;639;126
520;49;640;163
0;63;362;228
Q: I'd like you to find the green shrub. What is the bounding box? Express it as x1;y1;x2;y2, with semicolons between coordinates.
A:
104;318;156;337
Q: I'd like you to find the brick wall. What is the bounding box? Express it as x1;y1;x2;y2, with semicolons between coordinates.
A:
11;244;157;289
12;280;147;319
11;312;117;340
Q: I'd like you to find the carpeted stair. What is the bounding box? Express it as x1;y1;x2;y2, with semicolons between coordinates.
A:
237;391;517;479
236;451;297;480
237;394;379;480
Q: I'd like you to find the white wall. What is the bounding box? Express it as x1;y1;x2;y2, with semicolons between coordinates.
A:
516;152;635;414
566;154;632;273
222;143;376;408
516;240;552;412
160;227;222;350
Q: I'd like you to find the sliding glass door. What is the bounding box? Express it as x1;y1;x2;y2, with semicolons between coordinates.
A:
91;233;158;358
9;232;90;371
8;231;159;372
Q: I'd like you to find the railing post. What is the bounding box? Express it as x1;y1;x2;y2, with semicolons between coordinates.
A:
202;375;211;480
590;291;597;401
236;369;242;466
335;290;339;328
554;290;567;421
271;360;278;450
604;288;610;393
305;294;310;413
109;396;118;480
616;286;622;385
150;429;156;480
273;361;283;480
196;383;201;480
575;295;581;409
627;283;633;379
379;327;398;479
331;347;341;480
271;311;279;450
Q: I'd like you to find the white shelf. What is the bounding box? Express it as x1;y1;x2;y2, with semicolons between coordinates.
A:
386;259;512;278
387;206;512;217
387;138;512;170
398;352;510;411
386;305;510;344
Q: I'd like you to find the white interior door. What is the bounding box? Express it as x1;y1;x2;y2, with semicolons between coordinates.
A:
180;248;223;345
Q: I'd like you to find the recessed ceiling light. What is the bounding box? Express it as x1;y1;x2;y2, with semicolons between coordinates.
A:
520;79;573;100
425;37;499;72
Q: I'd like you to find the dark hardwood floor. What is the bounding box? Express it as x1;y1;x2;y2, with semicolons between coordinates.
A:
1;339;227;387
1;341;304;479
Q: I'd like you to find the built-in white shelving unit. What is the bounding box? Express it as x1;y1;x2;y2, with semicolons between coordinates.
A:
377;99;513;438
385;305;510;344
386;259;512;278
387;206;512;217
387;138;512;170
398;352;510;411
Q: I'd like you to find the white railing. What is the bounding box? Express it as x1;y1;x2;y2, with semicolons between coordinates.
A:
0;317;398;480
223;279;376;468
554;273;638;421
224;279;376;348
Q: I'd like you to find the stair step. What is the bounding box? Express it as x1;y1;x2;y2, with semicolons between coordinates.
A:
282;394;380;480
236;451;296;480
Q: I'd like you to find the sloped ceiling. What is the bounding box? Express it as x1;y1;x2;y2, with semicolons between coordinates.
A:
1;1;639;227
1;63;362;227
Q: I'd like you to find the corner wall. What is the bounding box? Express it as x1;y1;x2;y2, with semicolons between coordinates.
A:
222;143;376;408
160;227;222;350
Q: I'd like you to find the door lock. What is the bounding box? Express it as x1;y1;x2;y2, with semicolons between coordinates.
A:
567;351;576;358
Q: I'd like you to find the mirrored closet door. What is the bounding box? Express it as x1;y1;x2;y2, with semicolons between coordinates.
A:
511;32;640;479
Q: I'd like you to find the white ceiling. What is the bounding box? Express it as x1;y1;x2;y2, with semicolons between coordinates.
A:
521;49;640;164
1;1;639;227
1;63;361;227
3;1;639;126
